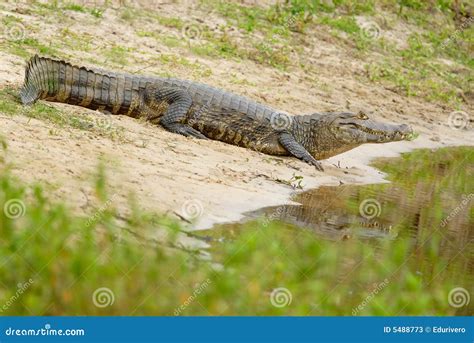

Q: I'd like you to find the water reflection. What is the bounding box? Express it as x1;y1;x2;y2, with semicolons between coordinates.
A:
246;186;399;241
210;148;473;279
201;147;473;315
253;150;471;250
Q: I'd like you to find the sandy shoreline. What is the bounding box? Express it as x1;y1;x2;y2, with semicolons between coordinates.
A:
191;134;473;230
0;1;472;234
1;110;472;234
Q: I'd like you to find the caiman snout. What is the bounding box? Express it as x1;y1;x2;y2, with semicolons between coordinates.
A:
392;124;414;141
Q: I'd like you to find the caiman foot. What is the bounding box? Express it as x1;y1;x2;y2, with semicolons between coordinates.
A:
278;132;324;172
145;86;208;140
301;156;324;171
302;155;324;172
162;123;208;139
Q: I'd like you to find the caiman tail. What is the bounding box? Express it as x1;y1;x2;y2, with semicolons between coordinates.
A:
19;55;45;105
20;55;136;115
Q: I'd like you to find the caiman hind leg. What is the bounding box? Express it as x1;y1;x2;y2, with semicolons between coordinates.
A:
278;132;324;171
143;87;207;139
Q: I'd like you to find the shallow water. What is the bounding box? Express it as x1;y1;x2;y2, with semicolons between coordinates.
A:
210;148;473;241
201;147;474;313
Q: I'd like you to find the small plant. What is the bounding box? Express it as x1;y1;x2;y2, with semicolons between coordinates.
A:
289;174;304;189
90;8;104;18
64;3;85;12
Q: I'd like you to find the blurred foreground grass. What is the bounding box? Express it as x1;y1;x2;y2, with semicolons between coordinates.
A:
0;142;472;315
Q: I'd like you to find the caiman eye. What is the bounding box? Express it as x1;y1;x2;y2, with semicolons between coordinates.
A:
357;111;368;120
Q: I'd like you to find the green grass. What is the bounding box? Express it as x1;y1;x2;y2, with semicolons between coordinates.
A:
155;16;185;30
318;16;360;34
90;8;104;18
205;0;472;103
11;0;470;100
0;37;59;59
46;1;105;18
1;15;23;25
104;45;132;66
0;144;471;315
250;40;291;70
0;88;67;125
63;3;86;12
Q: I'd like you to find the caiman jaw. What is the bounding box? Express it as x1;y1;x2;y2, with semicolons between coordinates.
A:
330;111;415;144
355;123;414;143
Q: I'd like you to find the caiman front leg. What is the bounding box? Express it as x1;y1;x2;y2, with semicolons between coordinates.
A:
278;132;324;172
143;87;207;139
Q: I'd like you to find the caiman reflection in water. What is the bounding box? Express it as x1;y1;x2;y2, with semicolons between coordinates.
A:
209;147;473;271
248;148;473;260
248;186;398;241
201;147;473;315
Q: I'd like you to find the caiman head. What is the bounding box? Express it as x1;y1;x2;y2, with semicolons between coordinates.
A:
296;111;415;160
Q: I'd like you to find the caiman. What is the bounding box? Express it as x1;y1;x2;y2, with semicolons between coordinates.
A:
20;55;414;171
